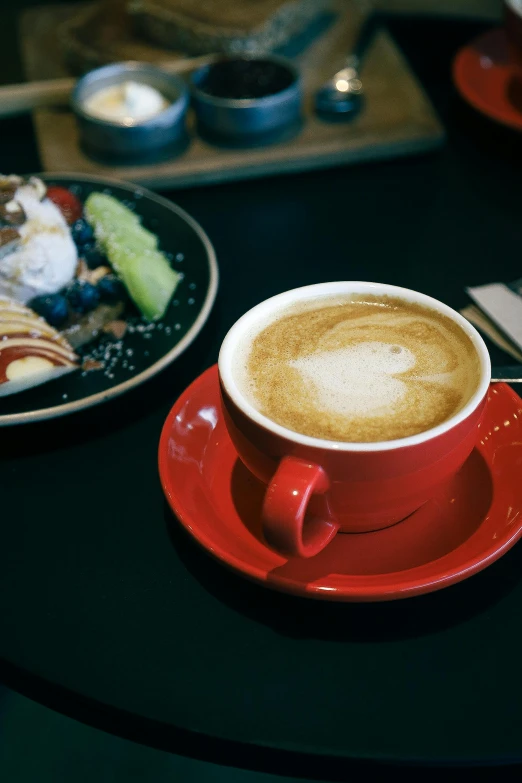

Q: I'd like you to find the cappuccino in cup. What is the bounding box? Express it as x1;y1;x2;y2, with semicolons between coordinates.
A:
219;282;490;554
232;294;481;442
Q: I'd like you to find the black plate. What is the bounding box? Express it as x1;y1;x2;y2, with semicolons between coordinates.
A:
0;174;218;425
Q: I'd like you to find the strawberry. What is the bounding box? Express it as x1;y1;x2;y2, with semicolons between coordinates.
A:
46;186;83;225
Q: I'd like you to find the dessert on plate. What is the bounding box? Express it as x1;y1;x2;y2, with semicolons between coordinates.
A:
0;176;180;397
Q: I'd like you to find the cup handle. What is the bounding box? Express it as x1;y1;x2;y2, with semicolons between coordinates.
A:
262;456;339;558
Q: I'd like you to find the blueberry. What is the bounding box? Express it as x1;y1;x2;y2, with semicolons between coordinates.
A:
67;280;100;313
30;293;69;327
97;275;125;303
71;218;94;246
83;245;106;270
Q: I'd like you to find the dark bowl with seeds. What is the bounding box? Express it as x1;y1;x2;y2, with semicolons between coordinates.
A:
190;54;302;140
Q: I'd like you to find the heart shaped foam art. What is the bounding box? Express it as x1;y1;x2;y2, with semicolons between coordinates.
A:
291;341;417;418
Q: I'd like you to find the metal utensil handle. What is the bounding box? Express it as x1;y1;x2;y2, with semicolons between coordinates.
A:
347;10;381;67
491;366;522;383
342;54;361;72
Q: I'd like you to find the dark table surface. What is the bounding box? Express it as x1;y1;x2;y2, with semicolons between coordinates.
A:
1;2;522;779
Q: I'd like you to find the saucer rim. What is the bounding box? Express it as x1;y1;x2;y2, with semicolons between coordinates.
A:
159;365;522;602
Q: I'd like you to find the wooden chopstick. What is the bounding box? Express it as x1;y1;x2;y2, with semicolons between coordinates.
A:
0;54;217;119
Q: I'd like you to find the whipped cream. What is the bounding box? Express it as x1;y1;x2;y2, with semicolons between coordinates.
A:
83;81;169;124
0;186;77;304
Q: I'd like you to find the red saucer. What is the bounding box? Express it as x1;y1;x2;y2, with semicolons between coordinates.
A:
159;366;522;602
453;27;522;131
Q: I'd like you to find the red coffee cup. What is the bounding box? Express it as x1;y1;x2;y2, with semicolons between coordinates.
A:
218;282;491;558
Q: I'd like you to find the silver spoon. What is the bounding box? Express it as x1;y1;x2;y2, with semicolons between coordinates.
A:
314;55;364;117
314;12;379;118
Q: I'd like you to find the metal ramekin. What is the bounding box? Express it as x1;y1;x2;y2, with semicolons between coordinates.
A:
190;55;302;140
71;62;189;157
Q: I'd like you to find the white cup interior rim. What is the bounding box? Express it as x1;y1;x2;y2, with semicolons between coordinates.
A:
218;281;492;452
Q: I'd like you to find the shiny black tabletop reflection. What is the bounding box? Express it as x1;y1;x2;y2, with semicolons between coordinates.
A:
1;6;522;779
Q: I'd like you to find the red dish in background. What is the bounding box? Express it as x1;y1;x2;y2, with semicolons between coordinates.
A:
453;27;522;131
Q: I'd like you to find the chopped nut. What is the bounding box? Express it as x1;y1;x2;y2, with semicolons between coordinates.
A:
0;185;16;205
0;227;21;259
88;265;111;284
76;258;89;280
0;175;21;204
0;200;26;226
103;320;127;339
0;226;20;247
4;175;22;187
82;358;105;371
76;261;111;285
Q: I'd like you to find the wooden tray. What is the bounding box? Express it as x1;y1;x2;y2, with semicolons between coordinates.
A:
19;0;445;189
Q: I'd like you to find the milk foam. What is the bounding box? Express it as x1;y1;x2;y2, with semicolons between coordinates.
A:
290;342;416;417
233;295;481;442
